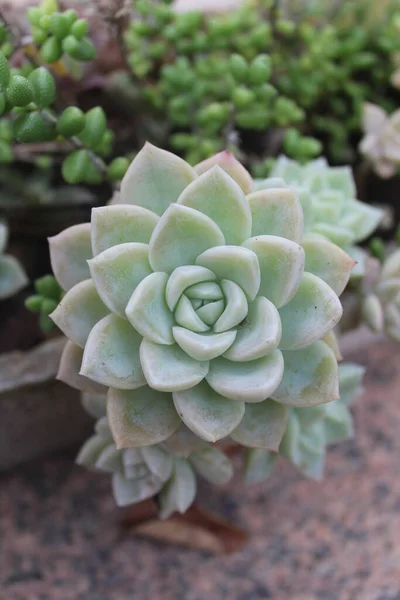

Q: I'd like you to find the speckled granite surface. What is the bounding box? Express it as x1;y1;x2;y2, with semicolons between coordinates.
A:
1;338;400;600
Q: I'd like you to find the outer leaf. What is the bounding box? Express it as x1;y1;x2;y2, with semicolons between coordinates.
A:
340;200;383;243
0;255;28;299
247;187;303;242
338;362;365;406
57;340;107;393
194;150;253;194
76;435;110;468
302;236;355;296
244;449;277;484
88;242;152;318
81;392;107;419
243;235;304;308
80;314;145;389
112;472;163;506
196;245;260;301
96;444;123;472
178;166;251;244
49;223;92;291
271;342;339;407
190;446;233;485
173;327;236;361
91;205;159;255
173;381;245;442
158;458;197;519
230;400;288;450
120;142;197;215
166;265;216;311
149;203;225;274
206;350;284;402
50;279;109;348
279;272;343;350
107;386;180;448
224;297;281;362
141;445;174;482
140;340;209;392
125;272;174;344
214;279;248;333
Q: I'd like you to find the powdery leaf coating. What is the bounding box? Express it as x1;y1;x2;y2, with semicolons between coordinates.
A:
247;187;303;243
49;223;92;291
120;142;197;215
107;387;180;448
194;150;254;195
231;399;288;450
57;340;107;394
302;236;356;296
158;458;197;519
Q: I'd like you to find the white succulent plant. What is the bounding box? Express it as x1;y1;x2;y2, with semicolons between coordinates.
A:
359;102;400;178
50;144;356;453
0;221;28;300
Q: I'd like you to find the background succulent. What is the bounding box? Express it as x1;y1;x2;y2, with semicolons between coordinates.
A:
77;393;233;518
244;362;366;483
0;221;27;300
49;143;356;454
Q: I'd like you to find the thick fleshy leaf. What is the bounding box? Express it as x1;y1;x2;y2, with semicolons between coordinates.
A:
96;444;123;472
185;281;223;301
125;272;174;344
196;245;260;301
244;448;277;484
112;472;163;506
214;279;248;333
49;223;92;291
141;445;174;482
80;314;145;389
196;299;224;325
178;166;251;244
243;235;304;308
166;265;216;311
322;330;342;361
247;187;303;242
324;402;353;444
140;339;209;392
57;340;107;393
175;295;210;332
230;400;288;450
173;381;245;442
206;350;284;403
81;392;107;419
279;272;343;350
338;362;365;406
271;342;339;407
340;200;383;243
224;297;281;362
76;435;111;468
194;150;253;194
302;236;356;296
311;223;353;247
158;458;197;519
190;446;233;485
173;326;236;361
165;423;205;455
122;448;147;478
50;279;109;348
88;242;152;318
91;205;159;255
120;142;196;215
0;255;28;299
149;203;225;274
107;386;180;448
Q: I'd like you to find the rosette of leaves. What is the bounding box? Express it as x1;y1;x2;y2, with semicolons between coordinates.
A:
373;248;400;342
244;362;366;483
77;394;233;518
259;156;383;254
0;221;27;300
49;144;355;452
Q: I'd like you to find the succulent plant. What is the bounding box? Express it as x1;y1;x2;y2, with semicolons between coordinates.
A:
244;361;366;483
77;394;233;517
260;156;383;254
0;221;27;300
50;144;355;453
359;102;400;178
374;248;400;342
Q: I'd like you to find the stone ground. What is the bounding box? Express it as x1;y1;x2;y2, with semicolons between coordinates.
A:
1;338;400;600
